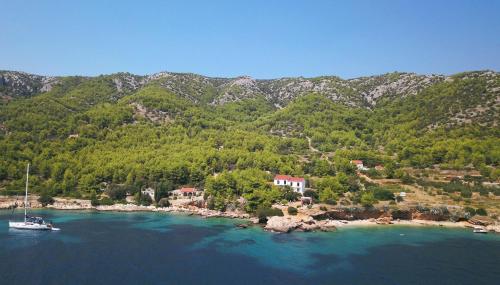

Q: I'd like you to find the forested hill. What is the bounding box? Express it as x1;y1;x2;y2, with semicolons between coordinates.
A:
0;69;498;203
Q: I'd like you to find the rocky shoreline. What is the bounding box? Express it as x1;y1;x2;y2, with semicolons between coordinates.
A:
1;196;498;233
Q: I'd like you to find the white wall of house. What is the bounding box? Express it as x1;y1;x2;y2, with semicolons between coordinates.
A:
274;179;288;186
290;181;305;194
141;188;155;200
274;179;305;194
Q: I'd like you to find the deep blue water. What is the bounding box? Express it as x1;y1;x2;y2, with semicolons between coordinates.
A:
1;210;499;285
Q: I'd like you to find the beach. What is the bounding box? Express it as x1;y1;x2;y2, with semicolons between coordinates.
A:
1;195;499;233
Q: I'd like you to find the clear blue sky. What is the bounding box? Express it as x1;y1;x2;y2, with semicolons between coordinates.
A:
1;0;499;79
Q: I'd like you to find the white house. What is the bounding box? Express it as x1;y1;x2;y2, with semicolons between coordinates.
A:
350;160;368;171
141;187;155;200
273;175;306;194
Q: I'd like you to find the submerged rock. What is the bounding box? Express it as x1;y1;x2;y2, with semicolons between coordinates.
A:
236;223;248;229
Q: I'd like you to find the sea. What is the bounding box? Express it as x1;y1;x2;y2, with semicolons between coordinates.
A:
0;209;499;285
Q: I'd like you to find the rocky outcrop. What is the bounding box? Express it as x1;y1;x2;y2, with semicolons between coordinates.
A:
0;71;59;98
265;216;299;233
264;216;337;233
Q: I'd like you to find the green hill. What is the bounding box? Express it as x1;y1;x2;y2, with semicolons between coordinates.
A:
0;70;498;210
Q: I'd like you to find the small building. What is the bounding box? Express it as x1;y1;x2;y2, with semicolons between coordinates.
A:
350;160;368;171
171;187;201;198
301;196;312;205
273;175;306;194
141;187;155;200
399;192;406;197
180;187;198;197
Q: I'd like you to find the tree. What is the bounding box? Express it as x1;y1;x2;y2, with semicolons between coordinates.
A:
319;187;338;205
137;192;153;206
158;197;170;207
106;185;127;200
154;180;173;202
62;169;77;194
303;189;319;201
360;192;376;208
90;191;99;206
282;186;301;201
38;192;55;206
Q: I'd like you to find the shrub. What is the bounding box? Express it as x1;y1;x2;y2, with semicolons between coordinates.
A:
460;189;472;198
464;206;476;216
319;206;327;211
373;187;395;201
99;197;114;205
365;168;382;179
476;208;488;216
391;209;411;220
256;206;283;223
493;188;500;196
38;193;55;206
105;185;127;200
137;193;153;206
158;198;170;208
303;189;318;200
282;186;301;201
401;173;414;184
287;206;298;215
90;192;100;206
360;192;376;208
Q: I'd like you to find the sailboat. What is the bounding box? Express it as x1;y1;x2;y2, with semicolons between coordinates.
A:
8;164;60;231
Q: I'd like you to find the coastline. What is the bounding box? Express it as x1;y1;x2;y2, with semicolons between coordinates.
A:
1;196;498;233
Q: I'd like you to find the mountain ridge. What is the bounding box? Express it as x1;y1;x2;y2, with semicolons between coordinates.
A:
2;69;497;108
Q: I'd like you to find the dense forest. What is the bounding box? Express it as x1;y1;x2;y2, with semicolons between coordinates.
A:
0;70;498;211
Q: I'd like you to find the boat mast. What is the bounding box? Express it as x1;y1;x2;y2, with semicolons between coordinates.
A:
24;163;29;222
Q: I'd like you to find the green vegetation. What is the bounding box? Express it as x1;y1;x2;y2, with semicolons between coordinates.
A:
256;207;284;223
37;192;55;206
476;208;488;216
0;71;498;214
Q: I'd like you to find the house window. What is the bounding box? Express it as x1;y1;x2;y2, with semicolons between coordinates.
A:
296;182;300;187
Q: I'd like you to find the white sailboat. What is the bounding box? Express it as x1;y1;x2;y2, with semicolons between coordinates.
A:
8;164;60;231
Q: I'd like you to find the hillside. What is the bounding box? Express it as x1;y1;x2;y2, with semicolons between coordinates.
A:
0;69;498;216
1;70;446;107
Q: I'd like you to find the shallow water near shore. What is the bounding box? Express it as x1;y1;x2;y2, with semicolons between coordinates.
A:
1;209;499;285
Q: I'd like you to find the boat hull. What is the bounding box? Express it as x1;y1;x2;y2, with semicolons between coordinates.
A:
9;221;53;230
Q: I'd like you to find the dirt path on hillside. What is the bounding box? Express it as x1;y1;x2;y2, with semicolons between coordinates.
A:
306;136;319;152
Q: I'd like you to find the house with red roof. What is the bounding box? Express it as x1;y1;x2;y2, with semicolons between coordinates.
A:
350;160;368;171
171;187;201;198
273;175;305;194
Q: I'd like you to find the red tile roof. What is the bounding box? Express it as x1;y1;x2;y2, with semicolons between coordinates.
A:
288;177;305;182
350;160;363;165
274;175;291;180
274;175;304;182
180;187;197;193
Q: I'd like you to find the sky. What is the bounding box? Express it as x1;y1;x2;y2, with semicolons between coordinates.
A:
1;0;499;79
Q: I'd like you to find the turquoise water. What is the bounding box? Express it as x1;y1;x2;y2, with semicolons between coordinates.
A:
1;209;499;284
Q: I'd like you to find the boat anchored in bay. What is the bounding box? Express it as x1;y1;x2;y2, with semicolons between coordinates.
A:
8;164;60;231
473;226;488;234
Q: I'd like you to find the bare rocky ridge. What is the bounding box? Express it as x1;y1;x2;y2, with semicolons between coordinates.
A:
1;70;498;110
0;71;59;98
